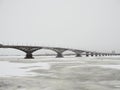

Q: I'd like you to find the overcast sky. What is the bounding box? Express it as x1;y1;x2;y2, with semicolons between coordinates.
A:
0;0;120;52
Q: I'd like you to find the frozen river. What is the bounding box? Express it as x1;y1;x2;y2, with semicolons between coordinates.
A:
0;61;50;77
1;59;120;77
0;56;120;90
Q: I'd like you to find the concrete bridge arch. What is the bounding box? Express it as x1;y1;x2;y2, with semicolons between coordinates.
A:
33;48;57;57
62;50;77;57
0;44;117;59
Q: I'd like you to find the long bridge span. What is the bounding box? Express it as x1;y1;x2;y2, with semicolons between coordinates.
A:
0;44;119;59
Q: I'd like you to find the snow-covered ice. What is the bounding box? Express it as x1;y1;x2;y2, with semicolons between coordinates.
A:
0;61;50;77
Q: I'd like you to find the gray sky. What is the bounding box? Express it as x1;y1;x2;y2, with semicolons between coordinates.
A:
0;0;120;52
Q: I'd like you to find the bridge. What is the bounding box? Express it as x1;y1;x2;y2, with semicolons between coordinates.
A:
0;43;119;59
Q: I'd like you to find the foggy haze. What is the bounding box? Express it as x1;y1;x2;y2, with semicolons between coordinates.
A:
0;0;120;52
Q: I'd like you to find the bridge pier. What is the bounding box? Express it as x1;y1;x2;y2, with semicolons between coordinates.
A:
95;53;98;57
76;54;82;57
56;53;63;58
91;53;94;57
86;53;89;57
25;52;34;59
99;54;101;56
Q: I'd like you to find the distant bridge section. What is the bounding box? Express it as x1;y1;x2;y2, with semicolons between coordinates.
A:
0;44;119;59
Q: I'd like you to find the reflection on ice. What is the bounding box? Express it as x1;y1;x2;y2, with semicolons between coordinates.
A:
0;61;50;77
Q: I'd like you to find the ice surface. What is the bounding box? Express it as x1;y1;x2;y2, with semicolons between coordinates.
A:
0;56;120;77
0;61;50;77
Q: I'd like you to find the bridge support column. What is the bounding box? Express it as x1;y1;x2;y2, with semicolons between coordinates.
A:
95;54;98;57
56;53;63;58
86;54;89;57
76;54;82;57
25;52;34;59
91;53;94;57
